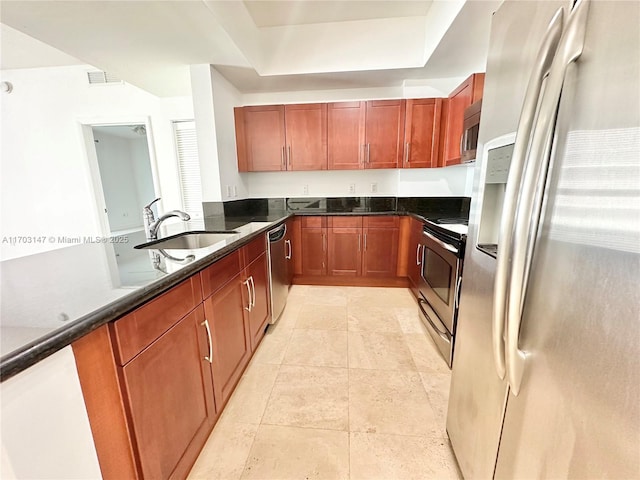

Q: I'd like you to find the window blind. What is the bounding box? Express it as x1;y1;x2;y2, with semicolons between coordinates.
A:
173;121;203;219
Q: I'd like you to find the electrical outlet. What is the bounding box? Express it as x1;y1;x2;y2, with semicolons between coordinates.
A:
370;182;378;193
303;184;309;195
232;185;237;198
226;185;232;198
348;183;356;194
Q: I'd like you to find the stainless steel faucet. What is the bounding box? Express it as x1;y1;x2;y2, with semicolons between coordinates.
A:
143;198;191;240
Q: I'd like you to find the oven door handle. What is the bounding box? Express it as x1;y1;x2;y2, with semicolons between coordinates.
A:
418;299;451;340
423;231;458;255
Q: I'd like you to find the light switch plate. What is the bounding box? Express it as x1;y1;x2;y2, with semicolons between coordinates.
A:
370;183;378;193
303;184;309;195
348;183;356;194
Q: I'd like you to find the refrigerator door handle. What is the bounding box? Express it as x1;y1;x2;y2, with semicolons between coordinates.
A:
506;0;590;396
493;6;565;381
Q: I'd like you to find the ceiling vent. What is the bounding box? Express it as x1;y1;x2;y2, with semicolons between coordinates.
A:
87;70;122;85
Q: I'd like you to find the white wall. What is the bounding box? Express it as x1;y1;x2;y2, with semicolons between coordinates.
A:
131;137;156;211
0;64;193;260
0;347;102;479
93;130;145;231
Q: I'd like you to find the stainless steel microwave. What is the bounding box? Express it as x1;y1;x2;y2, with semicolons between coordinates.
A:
461;99;482;163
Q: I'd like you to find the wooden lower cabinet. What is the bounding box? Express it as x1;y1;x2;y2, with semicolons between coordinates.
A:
244;252;271;350
203;273;251;409
328;227;362;276
407;218;425;297
362;227;399;277
123;305;215;480
301;227;327;276
296;216;403;286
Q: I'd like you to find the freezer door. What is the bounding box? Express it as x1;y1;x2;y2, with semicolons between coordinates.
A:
495;1;640;478
446;1;571;479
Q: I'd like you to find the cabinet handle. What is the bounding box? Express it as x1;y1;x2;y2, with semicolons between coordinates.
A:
285;239;292;259
250;276;256;308
363;233;367;251
405;142;410;164
201;319;213;363
243;278;252;311
416;244;422;266
367;143;371;164
287;145;292;169
323;233;326;252
281;146;285;170
460;133;464;157
358;234;361;252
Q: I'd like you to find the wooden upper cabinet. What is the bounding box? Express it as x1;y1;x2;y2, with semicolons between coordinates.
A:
284;103;328;170
235;105;286;172
327;102;366;170
235;104;327;172
402;98;442;169
365;100;406;169
440;73;485;167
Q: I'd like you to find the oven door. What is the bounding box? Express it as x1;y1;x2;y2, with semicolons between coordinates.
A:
418;230;460;333
418;297;453;367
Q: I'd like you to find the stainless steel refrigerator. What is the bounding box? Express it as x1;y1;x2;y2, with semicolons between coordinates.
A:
447;0;640;478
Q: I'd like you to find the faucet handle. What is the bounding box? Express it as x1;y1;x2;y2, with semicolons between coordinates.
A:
144;197;161;210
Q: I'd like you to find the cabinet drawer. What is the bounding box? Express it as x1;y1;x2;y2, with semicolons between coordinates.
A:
328;216;363;228
113;275;202;365
242;235;267;266
301;216;327;228
200;250;242;299
364;216;399;228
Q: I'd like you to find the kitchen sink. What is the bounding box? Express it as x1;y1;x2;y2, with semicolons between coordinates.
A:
134;231;239;250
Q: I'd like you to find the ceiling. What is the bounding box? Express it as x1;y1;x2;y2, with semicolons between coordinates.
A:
0;0;501;97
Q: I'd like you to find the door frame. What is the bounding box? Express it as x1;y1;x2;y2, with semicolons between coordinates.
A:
77;115;162;236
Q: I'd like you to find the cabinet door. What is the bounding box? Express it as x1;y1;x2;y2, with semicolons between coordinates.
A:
407;219;424;295
244;253;271;351
204;274;251;408
301;228;327;276
362;228;399;277
236;105;286;172
440;74;485;167
403;99;442;169
328;228;362;276
284;103;328;171
122;306;215;480
364;100;406;169
327;101;366;170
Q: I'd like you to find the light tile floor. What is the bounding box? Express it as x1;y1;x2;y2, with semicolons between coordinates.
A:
188;285;461;480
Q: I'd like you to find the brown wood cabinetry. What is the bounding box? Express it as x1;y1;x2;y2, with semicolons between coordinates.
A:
361;216;399;277
235;105;285;172
327;101;365;170
365;100;406;169
203;272;250;409
327;216;363;276
235;104;327;172
122;305;215;480
243;249;271;350
440;73;485;167
74;233;271;480
402;98;442;168
284;103;327;170
284;218;296;285
296;215;403;285
300;217;327;276
407;217;425;297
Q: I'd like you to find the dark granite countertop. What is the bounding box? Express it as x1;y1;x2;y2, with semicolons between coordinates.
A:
0;196;469;381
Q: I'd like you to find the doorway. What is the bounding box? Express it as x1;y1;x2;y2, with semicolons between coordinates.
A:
84;123;159;236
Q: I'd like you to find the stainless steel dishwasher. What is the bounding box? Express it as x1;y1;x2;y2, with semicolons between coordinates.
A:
267;224;289;322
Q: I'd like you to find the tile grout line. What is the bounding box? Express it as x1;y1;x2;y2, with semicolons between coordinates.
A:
346;296;351;480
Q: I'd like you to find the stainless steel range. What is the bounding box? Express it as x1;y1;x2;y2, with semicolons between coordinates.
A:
417;219;467;368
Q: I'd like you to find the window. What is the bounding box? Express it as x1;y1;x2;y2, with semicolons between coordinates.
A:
173;120;203;219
